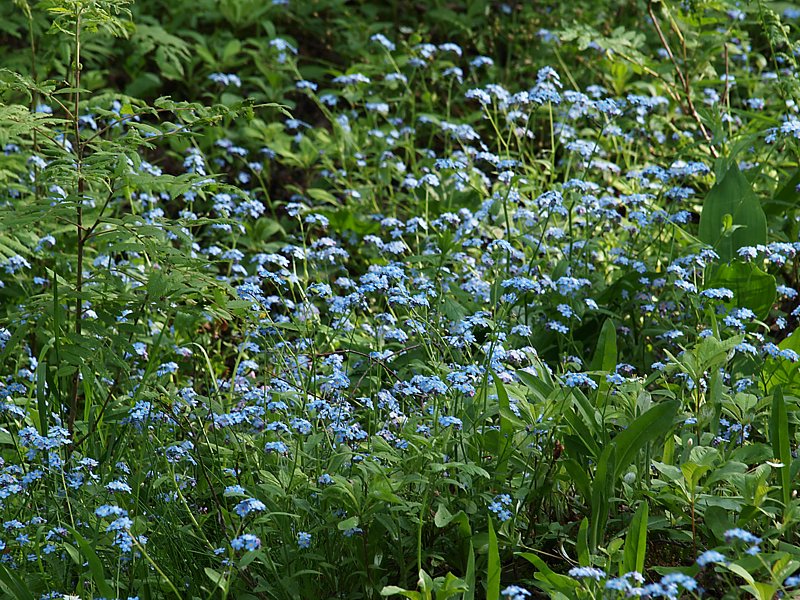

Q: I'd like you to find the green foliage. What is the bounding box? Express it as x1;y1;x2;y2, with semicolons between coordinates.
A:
0;0;799;599
699;162;767;263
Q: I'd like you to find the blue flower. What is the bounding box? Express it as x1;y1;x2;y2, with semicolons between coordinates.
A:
370;33;395;51
701;288;734;300
234;498;266;518
568;566;606;580
564;372;598;389
231;534;261;552
343;526;363;537
106;480;132;494
208;73;242;88
724;528;762;545
156;362;178;377
265;441;289;455
96;505;127;518
501;585;530;600
697;550;727;566
488;494;513;521
297;531;311;549
660;572;698;591
438;416;463;430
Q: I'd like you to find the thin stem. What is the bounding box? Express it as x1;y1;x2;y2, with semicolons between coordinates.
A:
68;6;84;436
647;1;719;158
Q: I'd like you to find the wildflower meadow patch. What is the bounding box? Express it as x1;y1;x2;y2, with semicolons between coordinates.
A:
0;0;800;598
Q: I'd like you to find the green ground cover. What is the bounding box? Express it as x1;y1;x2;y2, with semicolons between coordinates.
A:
2;1;800;598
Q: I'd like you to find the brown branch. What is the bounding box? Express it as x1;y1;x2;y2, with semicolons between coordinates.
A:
647;1;719;158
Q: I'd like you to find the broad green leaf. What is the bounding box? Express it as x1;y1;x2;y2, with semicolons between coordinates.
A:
741;582;779;600
612;400;679;481
337;516;359;531
707;261;776;319
516;368;554;401
516;553;579;594
307;188;339;205
622;503;648;575
380;586;422;599
766;333;800;391
418;569;434;593
681;462;712;488
437;572;469;599
699;162;767;262
590;318;617;373
723;562;755;585
433;504;471;537
562;459;592;502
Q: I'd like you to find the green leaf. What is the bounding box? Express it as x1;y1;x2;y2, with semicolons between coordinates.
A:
764;167;800;216
622;503;648;575
381;586;422;599
516;368;554;401
487;518;500;600
766;333;800;390
204;567;228;592
0;563;35;600
681;462;712;488
418;569;434;594
703;506;735;542
699;162;767;262
492;371;514;480
433;504;471;538
707;261;776;319
307;188;339;205
612;400;679;481
769;387;792;514
722;562;755;585
337;516;359;531
590;318;617;372
741;582;780;600
436;572;469;599
516;553;579;594
590;444;616;552
562;459;592;502
576;518;590;566
35;353;48;437
66;527;116;598
464;540;476;600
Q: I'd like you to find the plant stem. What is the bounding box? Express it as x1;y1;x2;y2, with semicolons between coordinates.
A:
69;6;84;436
